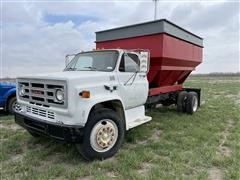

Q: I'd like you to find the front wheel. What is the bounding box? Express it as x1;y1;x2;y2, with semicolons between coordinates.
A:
76;108;125;160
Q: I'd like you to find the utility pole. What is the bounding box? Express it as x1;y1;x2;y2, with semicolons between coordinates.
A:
153;0;159;20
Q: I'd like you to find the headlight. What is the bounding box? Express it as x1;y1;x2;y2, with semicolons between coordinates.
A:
19;85;26;96
55;89;64;101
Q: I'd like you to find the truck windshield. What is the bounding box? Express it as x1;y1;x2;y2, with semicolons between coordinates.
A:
64;50;119;72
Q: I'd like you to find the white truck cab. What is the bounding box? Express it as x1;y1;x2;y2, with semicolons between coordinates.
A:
15;49;152;160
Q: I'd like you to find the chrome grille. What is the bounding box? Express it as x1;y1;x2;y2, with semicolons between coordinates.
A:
26;106;55;119
18;79;67;108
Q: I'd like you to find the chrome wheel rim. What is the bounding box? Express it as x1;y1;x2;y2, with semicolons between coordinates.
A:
192;96;198;112
90;119;118;153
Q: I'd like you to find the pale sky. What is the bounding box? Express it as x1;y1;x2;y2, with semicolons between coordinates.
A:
1;0;240;78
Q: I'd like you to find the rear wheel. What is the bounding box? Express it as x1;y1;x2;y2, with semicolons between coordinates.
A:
7;96;17;114
177;91;188;112
76;108;125;160
186;92;199;114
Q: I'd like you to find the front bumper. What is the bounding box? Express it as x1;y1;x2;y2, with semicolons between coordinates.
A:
15;112;84;143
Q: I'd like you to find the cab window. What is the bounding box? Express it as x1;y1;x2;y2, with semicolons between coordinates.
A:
119;53;140;72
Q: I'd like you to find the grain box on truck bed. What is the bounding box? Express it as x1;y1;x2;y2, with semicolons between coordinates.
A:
96;19;203;96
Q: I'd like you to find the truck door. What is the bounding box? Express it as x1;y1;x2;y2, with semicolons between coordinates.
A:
117;53;148;109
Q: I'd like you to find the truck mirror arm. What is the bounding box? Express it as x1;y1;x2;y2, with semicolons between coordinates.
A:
124;71;138;86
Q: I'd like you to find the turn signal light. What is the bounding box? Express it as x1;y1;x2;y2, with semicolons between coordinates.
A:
79;91;90;98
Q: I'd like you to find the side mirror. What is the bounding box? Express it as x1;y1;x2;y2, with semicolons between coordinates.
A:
139;51;150;73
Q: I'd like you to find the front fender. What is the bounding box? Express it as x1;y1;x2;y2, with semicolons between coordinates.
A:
77;94;125;126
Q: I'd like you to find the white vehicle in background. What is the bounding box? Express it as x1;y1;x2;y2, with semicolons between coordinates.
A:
15;49;152;160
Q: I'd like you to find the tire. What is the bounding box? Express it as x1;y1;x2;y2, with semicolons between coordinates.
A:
177;91;188;112
7;96;17;114
28;130;40;137
186;92;199;114
76;108;125;161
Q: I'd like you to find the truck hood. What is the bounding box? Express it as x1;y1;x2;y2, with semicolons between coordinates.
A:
18;71;111;81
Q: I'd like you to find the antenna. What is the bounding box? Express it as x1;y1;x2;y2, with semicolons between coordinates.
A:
153;0;159;20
